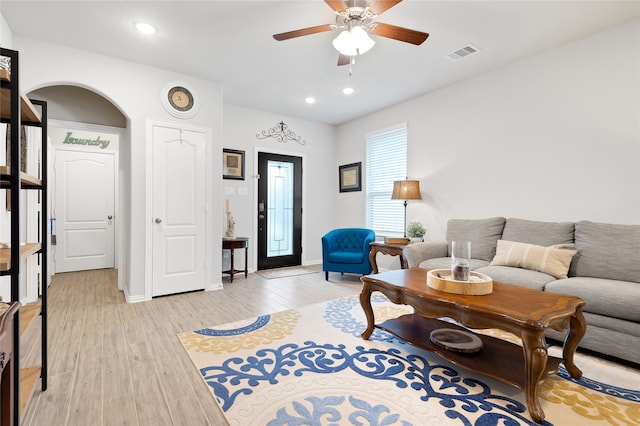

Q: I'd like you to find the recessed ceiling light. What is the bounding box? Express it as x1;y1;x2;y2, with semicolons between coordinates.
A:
342;87;354;95
135;22;156;35
305;97;316;104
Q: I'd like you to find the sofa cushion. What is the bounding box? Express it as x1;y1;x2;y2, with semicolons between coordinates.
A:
489;240;577;279
502;218;575;246
419;257;489;271
474;265;555;291
328;251;365;264
446;217;505;261
545;277;640;322
569;221;640;283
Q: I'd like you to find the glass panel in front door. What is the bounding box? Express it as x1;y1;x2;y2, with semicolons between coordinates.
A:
267;160;293;257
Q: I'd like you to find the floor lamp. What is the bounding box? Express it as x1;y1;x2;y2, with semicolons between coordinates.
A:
391;179;422;238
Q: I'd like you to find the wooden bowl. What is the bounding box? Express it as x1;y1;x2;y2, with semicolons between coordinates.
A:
426;269;493;295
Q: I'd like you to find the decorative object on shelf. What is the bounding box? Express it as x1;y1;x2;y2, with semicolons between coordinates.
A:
0;56;11;72
256;121;306;145
406;221;426;242
224;198;235;239
223;148;245;180
429;328;483;353
20;125;27;172
160;81;200;119
391;178;422;237
338;162;361;192
0;54;10;72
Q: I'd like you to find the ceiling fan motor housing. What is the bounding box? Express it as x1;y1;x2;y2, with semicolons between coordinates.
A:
336;2;376;30
347;0;370;12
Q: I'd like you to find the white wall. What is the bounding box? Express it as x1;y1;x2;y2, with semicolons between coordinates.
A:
0;14;12;48
13;36;224;301
223;104;336;266
336;19;640;241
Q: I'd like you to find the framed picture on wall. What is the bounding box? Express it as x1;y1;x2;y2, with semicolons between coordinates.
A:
339;162;362;192
223;148;245;180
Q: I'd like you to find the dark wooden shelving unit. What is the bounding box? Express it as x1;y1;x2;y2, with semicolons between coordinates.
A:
0;47;48;426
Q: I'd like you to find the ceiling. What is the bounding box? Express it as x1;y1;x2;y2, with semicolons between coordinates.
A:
2;1;638;125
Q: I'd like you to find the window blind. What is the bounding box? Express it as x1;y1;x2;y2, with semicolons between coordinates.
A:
365;123;407;236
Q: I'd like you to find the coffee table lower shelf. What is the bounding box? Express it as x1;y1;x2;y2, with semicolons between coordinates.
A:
375;313;563;391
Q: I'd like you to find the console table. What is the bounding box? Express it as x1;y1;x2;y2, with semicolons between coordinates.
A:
223;237;249;282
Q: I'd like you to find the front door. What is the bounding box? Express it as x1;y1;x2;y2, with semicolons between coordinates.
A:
257;152;302;270
54;150;115;272
151;124;206;297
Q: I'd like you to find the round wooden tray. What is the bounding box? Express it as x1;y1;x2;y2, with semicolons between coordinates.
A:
429;328;483;353
426;269;493;295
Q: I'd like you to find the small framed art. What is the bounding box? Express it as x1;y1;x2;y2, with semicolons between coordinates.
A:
223;149;245;180
339;162;362;192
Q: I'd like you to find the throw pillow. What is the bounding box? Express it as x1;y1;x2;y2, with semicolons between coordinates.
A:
490;240;577;279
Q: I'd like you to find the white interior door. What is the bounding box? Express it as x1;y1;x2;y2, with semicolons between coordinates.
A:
54;150;115;272
151;124;206;297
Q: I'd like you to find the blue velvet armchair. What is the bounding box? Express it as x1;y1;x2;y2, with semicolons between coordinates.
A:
322;228;375;280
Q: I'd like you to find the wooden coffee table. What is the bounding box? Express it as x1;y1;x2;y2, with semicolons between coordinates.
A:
360;268;586;424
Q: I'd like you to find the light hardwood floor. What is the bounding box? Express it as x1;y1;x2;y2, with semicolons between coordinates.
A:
21;268;363;426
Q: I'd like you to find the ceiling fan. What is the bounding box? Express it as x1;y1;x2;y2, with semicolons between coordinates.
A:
273;0;429;67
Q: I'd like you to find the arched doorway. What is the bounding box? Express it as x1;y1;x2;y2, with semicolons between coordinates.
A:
27;85;128;290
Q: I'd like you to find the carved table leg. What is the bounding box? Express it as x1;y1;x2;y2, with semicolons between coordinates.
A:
563;307;586;379
360;284;375;340
521;329;548;424
243;246;249;278
229;248;235;283
369;247;379;274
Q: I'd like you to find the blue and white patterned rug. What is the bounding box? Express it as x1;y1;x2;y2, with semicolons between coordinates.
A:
178;295;640;425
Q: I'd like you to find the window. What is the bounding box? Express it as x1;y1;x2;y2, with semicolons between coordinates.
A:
365;123;407;237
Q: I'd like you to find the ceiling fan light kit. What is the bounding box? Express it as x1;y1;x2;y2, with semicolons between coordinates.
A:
273;0;429;72
332;24;376;56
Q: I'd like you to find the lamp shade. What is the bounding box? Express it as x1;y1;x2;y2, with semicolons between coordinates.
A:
391;180;422;200
332;25;376;56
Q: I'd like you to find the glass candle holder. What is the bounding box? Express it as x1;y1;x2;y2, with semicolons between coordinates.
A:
451;240;471;281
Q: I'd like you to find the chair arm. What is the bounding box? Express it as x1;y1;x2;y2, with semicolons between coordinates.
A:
403;241;448;268
361;235;375;252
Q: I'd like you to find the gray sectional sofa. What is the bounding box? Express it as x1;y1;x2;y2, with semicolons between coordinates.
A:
403;217;640;365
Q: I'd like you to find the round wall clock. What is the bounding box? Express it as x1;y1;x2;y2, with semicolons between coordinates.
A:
161;82;200;119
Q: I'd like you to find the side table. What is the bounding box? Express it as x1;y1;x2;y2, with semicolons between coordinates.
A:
223;237;249;282
369;241;409;274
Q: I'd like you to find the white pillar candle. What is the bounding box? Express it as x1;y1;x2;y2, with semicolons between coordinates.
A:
226;198;231;213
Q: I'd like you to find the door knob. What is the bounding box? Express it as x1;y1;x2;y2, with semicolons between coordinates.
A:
155;218;162;224
107;215;113;220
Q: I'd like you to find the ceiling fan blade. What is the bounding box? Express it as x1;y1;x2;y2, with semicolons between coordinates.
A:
337;54;350;66
371;22;429;45
273;24;334;41
324;0;348;12
368;0;403;15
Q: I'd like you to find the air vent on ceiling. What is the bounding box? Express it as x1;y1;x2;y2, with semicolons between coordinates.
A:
447;44;481;61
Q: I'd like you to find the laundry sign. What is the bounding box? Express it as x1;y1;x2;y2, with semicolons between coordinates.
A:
62;132;111;149
49;122;120;153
